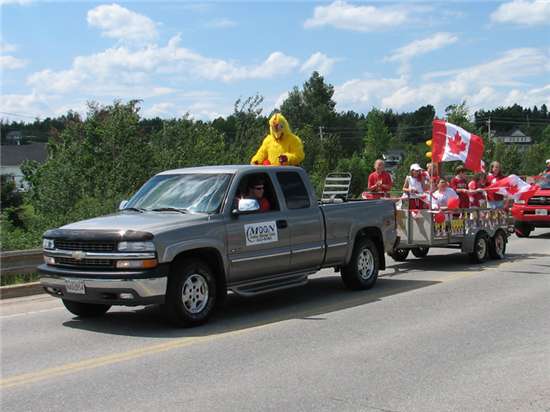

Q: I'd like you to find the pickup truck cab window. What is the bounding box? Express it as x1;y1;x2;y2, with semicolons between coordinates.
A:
234;172;280;212
276;171;310;209
126;173;231;214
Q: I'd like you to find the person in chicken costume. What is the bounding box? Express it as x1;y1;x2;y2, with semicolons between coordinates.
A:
251;113;305;166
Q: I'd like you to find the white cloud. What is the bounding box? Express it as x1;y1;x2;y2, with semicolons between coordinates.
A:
386;32;458;62
206;18;237;29
0;55;28;70
26;35;300;98
87;3;158;43
491;0;550;26
0;0;32;5
304;1;410;32
0;41;17;53
300;52;337;76
335;47;550;113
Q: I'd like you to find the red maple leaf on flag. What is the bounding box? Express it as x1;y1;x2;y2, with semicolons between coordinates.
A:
449;131;467;154
507;184;519;195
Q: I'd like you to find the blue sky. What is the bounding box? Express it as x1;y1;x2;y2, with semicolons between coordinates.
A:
1;0;549;121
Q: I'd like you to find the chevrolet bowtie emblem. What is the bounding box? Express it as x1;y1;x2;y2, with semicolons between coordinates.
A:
72;251;86;260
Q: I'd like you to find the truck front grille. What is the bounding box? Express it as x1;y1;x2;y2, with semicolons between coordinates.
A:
528;196;550;206
55;257;114;268
54;240;117;252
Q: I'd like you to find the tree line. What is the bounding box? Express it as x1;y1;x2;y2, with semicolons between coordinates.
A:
1;72;550;250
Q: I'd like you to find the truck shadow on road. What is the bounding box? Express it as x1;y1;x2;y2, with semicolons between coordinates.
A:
62;275;438;338
385;251;549;277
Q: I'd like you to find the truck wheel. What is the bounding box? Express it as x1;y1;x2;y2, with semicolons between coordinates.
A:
162;259;217;327
489;231;507;259
62;300;111;318
341;238;379;290
388;248;409;262
469;232;489;263
411;247;429;258
515;222;532;238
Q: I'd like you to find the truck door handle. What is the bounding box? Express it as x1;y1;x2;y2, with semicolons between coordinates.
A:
277;220;288;229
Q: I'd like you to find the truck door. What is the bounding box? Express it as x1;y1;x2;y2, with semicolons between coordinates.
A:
226;172;291;284
276;171;324;271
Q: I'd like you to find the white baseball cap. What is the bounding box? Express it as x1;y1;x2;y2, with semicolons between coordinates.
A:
546;159;550;164
410;163;422;171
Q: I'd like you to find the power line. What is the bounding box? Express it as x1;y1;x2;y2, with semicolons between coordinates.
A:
0;111;39;119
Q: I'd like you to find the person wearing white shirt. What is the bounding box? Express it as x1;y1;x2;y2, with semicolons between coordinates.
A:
432;179;459;209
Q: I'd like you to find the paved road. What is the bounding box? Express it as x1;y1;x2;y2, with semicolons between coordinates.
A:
2;230;550;411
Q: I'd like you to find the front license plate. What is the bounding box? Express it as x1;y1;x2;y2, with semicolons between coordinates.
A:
535;209;548;216
65;278;85;294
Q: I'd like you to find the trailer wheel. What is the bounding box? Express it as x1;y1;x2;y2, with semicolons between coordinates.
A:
411;247;430;258
62;300;111;318
388;248;409;262
489;230;507;259
469;232;489;263
161;258;217;327
341;238;379;290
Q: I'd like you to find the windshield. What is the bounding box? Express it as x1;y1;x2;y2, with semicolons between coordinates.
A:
126;173;232;214
536;174;550;189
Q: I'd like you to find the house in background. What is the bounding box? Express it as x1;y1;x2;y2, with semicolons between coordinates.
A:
382;149;405;174
1;143;47;190
492;127;533;152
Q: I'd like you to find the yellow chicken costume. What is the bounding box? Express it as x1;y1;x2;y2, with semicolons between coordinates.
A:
251;113;305;166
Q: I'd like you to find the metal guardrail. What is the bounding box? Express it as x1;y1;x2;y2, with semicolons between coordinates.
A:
0;249;42;276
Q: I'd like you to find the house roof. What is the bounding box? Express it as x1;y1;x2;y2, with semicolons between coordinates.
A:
1;143;48;166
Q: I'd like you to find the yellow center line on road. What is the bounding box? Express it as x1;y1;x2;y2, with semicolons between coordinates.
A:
0;257;521;390
0;322;273;390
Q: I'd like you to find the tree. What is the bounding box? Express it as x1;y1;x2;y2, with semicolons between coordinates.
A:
364;109;392;158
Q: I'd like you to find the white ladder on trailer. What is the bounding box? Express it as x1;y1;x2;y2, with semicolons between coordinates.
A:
322;172;352;202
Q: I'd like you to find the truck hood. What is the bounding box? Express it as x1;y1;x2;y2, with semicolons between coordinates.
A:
61;211;208;234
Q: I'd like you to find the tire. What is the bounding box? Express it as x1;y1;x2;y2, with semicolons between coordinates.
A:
489;231;507;259
469;232;489;263
388;248;409;262
411;247;430;258
162;259;217;327
515;222;532;238
341;238;380;290
62;300;110;318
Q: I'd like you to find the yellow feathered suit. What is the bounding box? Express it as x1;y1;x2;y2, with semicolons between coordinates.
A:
251;113;305;166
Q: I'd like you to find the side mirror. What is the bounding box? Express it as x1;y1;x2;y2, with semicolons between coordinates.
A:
233;198;260;215
119;200;129;210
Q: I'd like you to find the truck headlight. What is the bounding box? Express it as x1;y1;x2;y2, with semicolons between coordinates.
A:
118;241;156;252
43;238;55;250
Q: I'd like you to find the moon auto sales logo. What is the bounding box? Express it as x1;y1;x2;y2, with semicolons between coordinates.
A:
244;221;278;246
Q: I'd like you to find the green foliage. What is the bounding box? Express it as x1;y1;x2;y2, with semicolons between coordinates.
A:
335;154;369;197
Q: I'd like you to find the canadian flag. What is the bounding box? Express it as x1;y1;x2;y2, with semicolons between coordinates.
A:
486;174;539;201
432;120;484;172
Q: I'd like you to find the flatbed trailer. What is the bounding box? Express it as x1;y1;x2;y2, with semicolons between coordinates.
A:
390;207;514;263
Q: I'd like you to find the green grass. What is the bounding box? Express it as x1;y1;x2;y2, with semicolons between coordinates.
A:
1;272;41;286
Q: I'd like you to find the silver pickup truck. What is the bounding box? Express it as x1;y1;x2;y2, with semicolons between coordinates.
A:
39;166;397;327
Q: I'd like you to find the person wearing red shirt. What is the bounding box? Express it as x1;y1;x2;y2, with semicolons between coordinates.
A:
468;173;486;208
367;159;393;198
238;177;271;212
450;165;470;208
423;162;440;193
486;161;506;209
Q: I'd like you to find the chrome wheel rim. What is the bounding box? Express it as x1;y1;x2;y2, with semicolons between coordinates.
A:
477;237;487;260
358;248;375;280
182;274;209;314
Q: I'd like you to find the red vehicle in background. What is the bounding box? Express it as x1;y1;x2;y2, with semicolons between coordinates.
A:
512;173;550;237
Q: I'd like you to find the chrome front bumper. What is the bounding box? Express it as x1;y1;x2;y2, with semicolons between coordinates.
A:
40;275;167;306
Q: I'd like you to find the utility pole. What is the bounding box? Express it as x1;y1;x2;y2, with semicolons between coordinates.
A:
319;126;324;142
486;117;492;140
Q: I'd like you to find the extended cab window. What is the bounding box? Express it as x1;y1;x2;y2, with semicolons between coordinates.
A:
277;172;310;209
